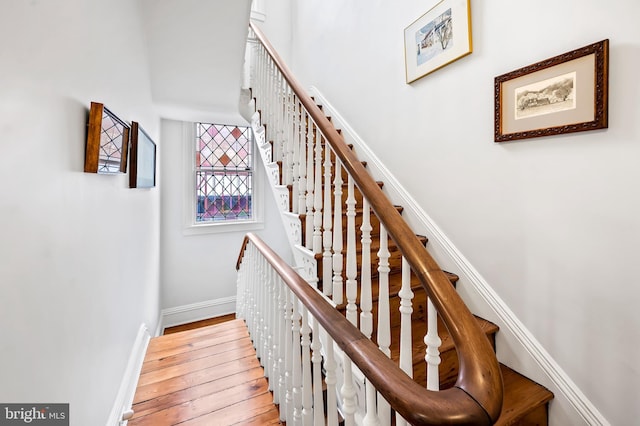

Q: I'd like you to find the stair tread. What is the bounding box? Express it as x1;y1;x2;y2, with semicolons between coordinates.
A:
313;234;429;259
495;363;554;426
331;269;459;308
387;315;499;364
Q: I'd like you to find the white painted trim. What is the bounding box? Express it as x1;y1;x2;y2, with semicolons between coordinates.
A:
158;296;237;333
105;324;151;426
308;86;609;426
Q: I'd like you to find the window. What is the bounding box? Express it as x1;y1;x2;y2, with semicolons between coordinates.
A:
195;123;253;223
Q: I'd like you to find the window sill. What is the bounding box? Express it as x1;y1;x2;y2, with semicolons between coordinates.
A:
183;220;265;236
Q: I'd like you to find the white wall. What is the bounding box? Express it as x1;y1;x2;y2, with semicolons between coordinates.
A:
159;119;291;320
0;1;160;425
262;0;640;424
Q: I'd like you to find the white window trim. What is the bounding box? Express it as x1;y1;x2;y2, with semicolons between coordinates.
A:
182;121;264;236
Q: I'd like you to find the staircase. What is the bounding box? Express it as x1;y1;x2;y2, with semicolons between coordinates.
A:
295;137;554;425
240;22;554;425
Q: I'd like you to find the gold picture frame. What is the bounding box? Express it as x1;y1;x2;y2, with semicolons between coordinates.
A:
495;39;609;142
404;0;472;83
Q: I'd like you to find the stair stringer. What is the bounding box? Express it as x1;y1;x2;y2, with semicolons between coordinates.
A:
309;86;609;426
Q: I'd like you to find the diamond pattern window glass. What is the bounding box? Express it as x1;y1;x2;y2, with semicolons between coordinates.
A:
195;123;253;222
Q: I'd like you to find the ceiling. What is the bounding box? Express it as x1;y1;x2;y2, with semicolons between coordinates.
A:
138;0;252;123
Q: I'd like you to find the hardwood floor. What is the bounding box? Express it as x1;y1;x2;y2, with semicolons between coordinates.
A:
129;318;282;425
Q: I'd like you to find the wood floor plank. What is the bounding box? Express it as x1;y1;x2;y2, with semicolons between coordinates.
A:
177;391;277;426
133;355;261;404
140;338;254;374
130;378;271;426
143;329;248;362
146;320;248;355
234;408;283;425
137;344;257;387
133;366;267;418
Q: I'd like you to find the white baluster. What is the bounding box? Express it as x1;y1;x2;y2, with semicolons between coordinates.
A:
322;138;333;297
283;287;293;423
332;162;343;305
291;295;303;425
311;317;324;426
266;267;277;387
272;275;283;405
301;307;313;425
277;276;286;416
361;199;380;426
341;357;357;426
298;109;307;217
363;379;380;426
376;226;391;424
324;335;339;426
291;101;301;213
425;296;442;391
305;118;314;250
395;257;414;426
360;198;373;338
345;175;358;327
262;257;270;369
313;129;323;255
284;91;294;187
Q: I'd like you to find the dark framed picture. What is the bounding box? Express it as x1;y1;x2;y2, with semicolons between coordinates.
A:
84;102;129;174
404;0;472;83
495;39;609;142
129;122;156;188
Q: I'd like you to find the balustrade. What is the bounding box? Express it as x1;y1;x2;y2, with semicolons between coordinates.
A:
235;22;503;426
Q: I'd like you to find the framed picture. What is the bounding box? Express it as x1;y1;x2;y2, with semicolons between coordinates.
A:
84;102;129;174
404;0;472;83
129;122;157;188
495;39;609;142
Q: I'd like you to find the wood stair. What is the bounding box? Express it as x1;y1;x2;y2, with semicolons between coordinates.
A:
286;110;554;425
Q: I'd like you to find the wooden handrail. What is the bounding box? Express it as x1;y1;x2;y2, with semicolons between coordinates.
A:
238;233;489;425
248;21;503;424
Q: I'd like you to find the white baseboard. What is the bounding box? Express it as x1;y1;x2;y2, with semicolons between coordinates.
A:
158;296;237;334
105;323;150;426
308;86;609;426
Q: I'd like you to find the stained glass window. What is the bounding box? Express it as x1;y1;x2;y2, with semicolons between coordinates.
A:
195;123;253;222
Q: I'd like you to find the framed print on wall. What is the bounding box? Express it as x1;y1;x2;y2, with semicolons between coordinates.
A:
84;102;129;174
129;121;157;188
404;0;473;83
494;39;609;142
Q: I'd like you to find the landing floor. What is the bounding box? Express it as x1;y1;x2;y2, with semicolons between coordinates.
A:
128;318;282;425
